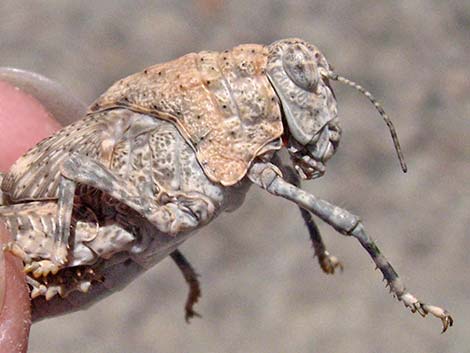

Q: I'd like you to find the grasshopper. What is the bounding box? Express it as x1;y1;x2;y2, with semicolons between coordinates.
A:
0;38;453;331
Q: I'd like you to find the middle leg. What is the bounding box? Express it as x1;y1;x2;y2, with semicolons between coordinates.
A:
170;249;202;322
275;157;342;274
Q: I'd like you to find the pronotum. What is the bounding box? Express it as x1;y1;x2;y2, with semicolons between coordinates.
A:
0;38;453;331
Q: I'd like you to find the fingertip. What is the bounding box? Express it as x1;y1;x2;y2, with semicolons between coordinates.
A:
0;68;87;171
0;80;61;171
0;225;31;353
0;69;86;352
0;68;86;126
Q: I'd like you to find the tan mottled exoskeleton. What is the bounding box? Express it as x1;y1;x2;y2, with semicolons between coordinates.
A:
0;38;453;331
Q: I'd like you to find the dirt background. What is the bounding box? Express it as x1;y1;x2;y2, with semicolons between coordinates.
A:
1;1;469;352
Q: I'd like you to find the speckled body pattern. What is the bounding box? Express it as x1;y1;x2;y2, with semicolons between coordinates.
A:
0;38;452;330
89;44;283;186
1;110;249;318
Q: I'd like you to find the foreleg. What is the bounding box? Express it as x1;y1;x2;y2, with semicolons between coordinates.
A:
248;161;453;332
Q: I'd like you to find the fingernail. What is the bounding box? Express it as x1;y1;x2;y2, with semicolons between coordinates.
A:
0;67;87;125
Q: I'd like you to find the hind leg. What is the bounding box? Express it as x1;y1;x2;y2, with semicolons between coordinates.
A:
20;151;215;276
0;201;63;277
60;153;215;234
43;152;143;270
52;177;76;266
1;167;75;276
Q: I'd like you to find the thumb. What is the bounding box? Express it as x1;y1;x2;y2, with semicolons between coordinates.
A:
0;224;31;353
0;69;86;353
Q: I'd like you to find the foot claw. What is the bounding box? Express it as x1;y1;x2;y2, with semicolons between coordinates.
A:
24;263;40;273
185;309;202;323
45;286;63;300
441;315;454;333
3;242;31;263
421;304;454;333
31;284;47;299
78;281;91;293
26;260;60;278
318;251;343;274
399;292;453;332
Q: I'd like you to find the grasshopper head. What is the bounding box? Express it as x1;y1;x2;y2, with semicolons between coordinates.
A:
266;38;340;179
267;38;407;179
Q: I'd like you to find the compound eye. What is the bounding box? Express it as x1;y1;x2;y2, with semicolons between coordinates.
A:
282;46;319;92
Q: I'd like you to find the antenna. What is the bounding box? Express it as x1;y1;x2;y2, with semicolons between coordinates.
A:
328;72;407;173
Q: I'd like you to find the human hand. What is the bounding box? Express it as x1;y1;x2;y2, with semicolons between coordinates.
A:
0;69;85;353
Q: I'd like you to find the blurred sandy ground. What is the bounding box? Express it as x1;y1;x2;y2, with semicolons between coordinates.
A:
1;1;469;352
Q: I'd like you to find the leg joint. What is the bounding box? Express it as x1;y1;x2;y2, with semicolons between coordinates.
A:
348;221;365;238
329;210;361;236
